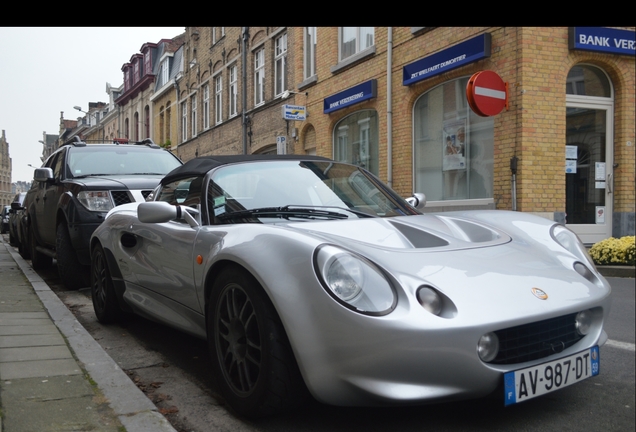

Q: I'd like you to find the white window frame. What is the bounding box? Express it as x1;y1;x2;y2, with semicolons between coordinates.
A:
181;100;188;142
275;33;288;96
339;27;374;61
215;75;223;125
161;59;169;86
229;65;238;117
304;27;317;80
203;84;210;129
191;94;197;137
254;48;265;106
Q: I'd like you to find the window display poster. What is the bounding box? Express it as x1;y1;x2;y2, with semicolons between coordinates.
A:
566;145;578;159
443;120;466;171
566;160;577;174
595;162;606;181
596;206;605;224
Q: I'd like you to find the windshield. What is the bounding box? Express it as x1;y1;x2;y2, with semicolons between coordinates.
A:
68;146;181;177
208;160;417;223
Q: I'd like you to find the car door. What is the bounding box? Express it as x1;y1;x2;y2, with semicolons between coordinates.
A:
125;176;205;312
33;150;65;246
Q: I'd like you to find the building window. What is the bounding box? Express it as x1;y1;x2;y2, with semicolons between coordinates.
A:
159;107;165;145
161;59;169;86
229;65;238;117
304;27;317;80
181;101;188;142
145;105;150;139
215;75;223;124
333;110;379;175
133;60;140;84
203;84;210;129
254;48;265;106
134;112;139;140
275;33;288;96
166;105;171;143
413;77;494;201
191;95;197;136
340;27;374;61
144;51;151;76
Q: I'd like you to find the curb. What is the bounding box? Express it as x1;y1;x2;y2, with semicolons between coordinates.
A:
2;241;178;432
597;265;635;279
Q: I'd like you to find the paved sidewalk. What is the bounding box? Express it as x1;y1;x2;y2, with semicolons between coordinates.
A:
0;237;177;432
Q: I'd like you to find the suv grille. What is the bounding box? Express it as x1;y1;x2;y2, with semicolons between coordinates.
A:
111;191;133;206
489;313;583;365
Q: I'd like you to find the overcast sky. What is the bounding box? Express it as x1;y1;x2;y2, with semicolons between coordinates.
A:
0;27;185;184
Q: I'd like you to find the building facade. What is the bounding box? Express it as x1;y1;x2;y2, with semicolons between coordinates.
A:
0;130;12;205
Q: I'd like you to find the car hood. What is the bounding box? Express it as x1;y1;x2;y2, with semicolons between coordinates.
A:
69;175;164;189
285;213;511;251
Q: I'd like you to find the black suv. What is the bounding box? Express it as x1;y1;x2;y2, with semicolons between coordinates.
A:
25;138;182;289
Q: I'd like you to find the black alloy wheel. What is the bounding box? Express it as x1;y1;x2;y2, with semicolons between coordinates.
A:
208;265;307;418
90;243;123;323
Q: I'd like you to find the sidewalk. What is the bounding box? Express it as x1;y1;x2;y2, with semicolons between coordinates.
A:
0;236;177;432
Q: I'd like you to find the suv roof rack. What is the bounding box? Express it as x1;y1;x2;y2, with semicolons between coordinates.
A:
64;136;87;147
134;138;160;149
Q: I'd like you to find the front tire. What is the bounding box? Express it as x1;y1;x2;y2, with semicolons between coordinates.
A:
29;225;52;270
91;243;124;324
56;223;89;290
208;265;307;418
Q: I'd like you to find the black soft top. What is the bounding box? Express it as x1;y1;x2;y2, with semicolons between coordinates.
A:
161;154;331;186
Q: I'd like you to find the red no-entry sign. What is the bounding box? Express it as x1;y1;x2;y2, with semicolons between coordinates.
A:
466;70;508;117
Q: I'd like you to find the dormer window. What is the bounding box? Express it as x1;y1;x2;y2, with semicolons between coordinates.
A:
144;50;152;76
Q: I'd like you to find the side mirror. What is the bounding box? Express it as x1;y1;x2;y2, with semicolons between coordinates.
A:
11;202;24;211
33;167;54;183
138;201;200;228
406;192;426;210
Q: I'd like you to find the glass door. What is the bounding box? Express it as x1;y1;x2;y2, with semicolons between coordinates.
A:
565;103;613;245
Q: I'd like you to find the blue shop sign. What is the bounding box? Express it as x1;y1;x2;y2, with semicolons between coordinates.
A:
403;33;491;86
324;80;377;114
569;27;635;56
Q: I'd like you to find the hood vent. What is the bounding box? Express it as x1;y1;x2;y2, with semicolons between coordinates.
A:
388;221;449;248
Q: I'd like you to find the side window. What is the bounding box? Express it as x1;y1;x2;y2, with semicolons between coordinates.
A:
156;176;202;208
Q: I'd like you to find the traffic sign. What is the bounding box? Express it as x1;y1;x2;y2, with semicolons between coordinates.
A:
466;70;507;117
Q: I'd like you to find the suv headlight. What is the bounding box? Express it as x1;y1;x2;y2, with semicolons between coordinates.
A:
77;191;114;212
314;245;396;315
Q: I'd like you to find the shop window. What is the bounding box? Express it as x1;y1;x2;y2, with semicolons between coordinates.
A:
333;110;378;175
566;65;611;97
413;77;494;201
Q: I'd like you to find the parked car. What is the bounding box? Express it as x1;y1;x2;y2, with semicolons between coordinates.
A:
1;205;10;234
25;138;182;290
8;192;26;246
90;155;611;418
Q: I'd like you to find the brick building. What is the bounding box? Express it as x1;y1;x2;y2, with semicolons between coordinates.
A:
0;130;11;205
174;27;632;245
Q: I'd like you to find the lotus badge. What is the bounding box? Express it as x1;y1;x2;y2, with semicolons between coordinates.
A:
531;287;548;300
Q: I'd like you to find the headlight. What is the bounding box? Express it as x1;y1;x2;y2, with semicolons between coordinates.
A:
478;332;499;362
417;287;442;315
551;224;597;270
77;191;114;212
314;245;396;315
575;309;592;336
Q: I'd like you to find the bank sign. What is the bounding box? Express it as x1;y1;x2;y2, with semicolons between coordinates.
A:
324;80;377;114
403;33;491;86
569;27;635;56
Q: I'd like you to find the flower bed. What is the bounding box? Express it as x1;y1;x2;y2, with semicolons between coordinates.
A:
589;236;635;266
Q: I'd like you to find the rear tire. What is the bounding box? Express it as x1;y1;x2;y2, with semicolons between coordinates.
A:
208;265;307;418
90;243;124;324
56;223;89;290
29;225;52;270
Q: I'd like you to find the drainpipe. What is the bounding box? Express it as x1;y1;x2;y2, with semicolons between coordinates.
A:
511;155;518;211
386;27;393;188
241;27;249;155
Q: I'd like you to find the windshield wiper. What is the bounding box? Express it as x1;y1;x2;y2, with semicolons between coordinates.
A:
217;205;349;221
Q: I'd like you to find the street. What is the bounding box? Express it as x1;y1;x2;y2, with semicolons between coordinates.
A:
5;236;635;432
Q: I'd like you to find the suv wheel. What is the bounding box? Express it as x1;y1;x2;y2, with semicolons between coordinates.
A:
56;223;89;290
29;227;52;270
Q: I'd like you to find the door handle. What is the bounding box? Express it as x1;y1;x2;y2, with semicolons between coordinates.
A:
607;173;613;194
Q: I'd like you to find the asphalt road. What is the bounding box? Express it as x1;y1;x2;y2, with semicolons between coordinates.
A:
8;240;634;432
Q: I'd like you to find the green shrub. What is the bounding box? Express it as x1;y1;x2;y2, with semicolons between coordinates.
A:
589;236;635;266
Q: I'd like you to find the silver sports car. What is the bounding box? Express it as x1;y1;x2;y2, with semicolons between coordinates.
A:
90;155;611;418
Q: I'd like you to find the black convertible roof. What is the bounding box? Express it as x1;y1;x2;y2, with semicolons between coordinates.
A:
161;154;331;186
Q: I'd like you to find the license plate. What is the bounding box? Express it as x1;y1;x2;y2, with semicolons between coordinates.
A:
504;346;600;406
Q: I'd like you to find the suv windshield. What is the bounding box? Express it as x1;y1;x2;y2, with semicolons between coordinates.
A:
208;160;417;222
68;146;181;177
